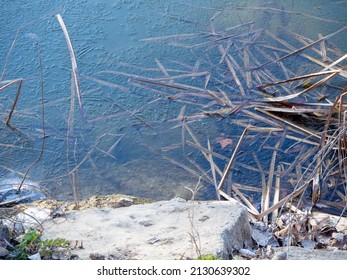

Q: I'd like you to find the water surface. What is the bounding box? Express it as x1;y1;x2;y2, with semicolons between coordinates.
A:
1;1;346;210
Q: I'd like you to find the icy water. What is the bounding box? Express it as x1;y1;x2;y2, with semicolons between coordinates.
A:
1;0;347;210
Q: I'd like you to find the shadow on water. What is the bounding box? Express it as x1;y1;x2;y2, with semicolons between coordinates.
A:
1;0;347;216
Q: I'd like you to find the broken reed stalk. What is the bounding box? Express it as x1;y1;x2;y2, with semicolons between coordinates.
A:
211;123;324;220
155;58;173;84
207;138;220;200
318;33;328;62
243;45;252;88
258;25;347;70
179;105;186;154
184;122;223;176
144;141;213;184
216;127;248;191
186;157;214;185
255;182;309;220
255;108;321;141
272;165;281;223
186;140;229;161
81;74;129;92
262;140;281;223
66;70;79;206
217;126;283;192
287;127;346;214
231;184;260;215
257;70;340;90
218;45;246;96
263;30;341;71
72;138;80;206
68;133;106;175
1;27;21;81
219;189;260;217
18;39;46;192
56;14;85;120
253;152;267;204
318;86;347;183
1;79;23;125
322;53;347;77
263;71;340;102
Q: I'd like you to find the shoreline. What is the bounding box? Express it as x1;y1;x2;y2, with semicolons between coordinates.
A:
1;194;346;260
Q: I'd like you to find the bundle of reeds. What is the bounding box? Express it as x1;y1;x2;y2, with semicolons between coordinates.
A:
103;5;347;222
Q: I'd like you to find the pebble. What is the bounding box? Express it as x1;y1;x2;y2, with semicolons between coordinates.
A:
139;220;154;227
90;253;106;260
28;253;41;260
239;248;256;258
52;247;71;260
0;247;9;257
271;251;287;260
0;225;10;246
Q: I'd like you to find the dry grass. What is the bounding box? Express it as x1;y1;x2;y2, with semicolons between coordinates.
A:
1;4;346;226
118;5;347;223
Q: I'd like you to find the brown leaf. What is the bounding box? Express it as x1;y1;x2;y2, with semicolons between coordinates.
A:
320;225;337;236
275;225;290;238
216;137;233;149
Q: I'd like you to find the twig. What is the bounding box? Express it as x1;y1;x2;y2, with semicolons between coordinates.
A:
207;138;220;200
217;127;249;191
5;79;23;125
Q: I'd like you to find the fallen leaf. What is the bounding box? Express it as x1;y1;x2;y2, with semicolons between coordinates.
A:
275;225;290;238
216;137;233;149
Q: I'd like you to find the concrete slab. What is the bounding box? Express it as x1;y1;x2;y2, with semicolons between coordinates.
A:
42;198;252;260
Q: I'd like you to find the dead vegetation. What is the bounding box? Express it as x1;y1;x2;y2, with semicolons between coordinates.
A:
124;13;347;216
113;4;347;251
1;3;347;255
